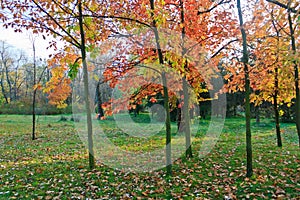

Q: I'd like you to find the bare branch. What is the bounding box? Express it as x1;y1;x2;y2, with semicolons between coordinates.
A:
82;14;152;30
265;0;298;13
210;39;239;59
197;0;231;15
31;0;81;48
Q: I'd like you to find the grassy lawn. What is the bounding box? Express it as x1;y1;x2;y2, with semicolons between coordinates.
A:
0;114;299;199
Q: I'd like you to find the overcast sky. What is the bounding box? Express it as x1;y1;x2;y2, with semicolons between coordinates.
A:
0;26;57;59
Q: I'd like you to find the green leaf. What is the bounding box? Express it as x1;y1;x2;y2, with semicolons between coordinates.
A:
68;62;79;80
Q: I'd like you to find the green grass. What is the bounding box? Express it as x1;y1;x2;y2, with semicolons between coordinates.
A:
0;114;299;199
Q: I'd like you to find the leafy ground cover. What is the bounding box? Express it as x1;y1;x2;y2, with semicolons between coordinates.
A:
0;114;299;199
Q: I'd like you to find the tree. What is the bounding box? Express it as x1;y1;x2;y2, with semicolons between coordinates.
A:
248;0;300;148
29;35;48;140
265;0;300;147
248;2;295;147
30;35;37;140
78;1;95;169
176;0;235;158
237;0;253;177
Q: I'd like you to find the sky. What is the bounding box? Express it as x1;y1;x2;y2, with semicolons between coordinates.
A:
0;26;58;59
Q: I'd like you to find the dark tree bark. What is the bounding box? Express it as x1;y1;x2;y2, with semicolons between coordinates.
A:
95;81;104;120
272;17;282;148
31;37;36;140
78;1;95;169
179;0;193;158
237;0;253;177
150;0;172;176
273;75;282;147
183;77;192;158
177;105;182;131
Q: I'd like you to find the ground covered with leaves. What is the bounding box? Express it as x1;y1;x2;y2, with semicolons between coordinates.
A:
0;114;299;199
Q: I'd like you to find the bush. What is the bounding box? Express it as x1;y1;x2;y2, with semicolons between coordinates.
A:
0;101;73;115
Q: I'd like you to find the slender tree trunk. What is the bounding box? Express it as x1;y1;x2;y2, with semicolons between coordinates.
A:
237;0;253;177
162;72;172;176
273;22;282;147
273;82;281;148
179;0;192;158
273;87;282;147
32;38;36;140
78;1;95;169
25;76;29;98
177;105;182;130
150;0;172;176
183;77;192;158
288;11;300;148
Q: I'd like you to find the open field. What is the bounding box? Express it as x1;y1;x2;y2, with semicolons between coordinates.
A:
0;114;299;199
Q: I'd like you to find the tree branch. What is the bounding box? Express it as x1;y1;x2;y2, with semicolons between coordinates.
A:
197;0;230;15
82;14;152;30
265;0;298;13
31;0;81;48
210;39;239;59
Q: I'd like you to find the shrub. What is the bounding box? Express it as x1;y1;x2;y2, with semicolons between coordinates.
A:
0;101;73;115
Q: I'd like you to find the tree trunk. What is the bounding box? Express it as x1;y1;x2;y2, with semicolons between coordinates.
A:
78;1;95;169
273;25;282;147
237;0;253;177
183;77;192;158
162;72;172;176
32;38;36;140
150;0;172;176
179;0;192;158
95;81;104;120
177;105;182;130
273;89;282;147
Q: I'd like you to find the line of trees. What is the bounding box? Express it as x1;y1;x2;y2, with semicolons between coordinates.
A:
0;0;299;177
0;41;55;112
